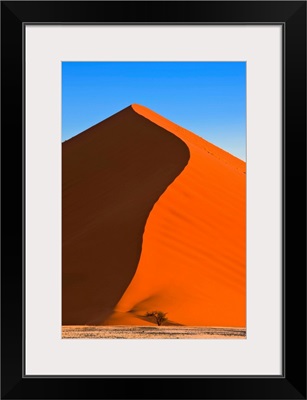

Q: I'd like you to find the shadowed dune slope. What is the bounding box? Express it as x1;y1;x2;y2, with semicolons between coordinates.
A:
62;106;190;324
104;104;246;327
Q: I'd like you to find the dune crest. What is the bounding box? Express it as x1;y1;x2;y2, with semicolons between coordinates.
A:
131;104;245;173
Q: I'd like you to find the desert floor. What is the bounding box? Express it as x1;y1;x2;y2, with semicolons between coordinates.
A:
62;325;246;339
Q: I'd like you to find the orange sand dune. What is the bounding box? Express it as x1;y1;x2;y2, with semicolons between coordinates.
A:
62;106;189;324
104;104;246;327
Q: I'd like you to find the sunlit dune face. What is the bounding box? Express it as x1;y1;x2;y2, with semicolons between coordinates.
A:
108;105;246;327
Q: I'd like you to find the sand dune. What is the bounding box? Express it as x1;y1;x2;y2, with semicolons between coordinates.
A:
63;104;245;328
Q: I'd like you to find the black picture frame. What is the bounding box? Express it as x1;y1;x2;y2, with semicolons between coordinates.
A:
1;1;306;399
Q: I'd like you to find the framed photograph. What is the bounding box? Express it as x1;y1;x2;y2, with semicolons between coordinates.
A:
1;1;306;399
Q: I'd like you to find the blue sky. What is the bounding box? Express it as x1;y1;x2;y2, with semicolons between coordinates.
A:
62;62;246;160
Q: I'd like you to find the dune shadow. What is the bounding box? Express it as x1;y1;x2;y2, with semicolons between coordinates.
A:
62;106;190;324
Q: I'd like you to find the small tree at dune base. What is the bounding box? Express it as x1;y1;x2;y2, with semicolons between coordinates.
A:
146;311;168;326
